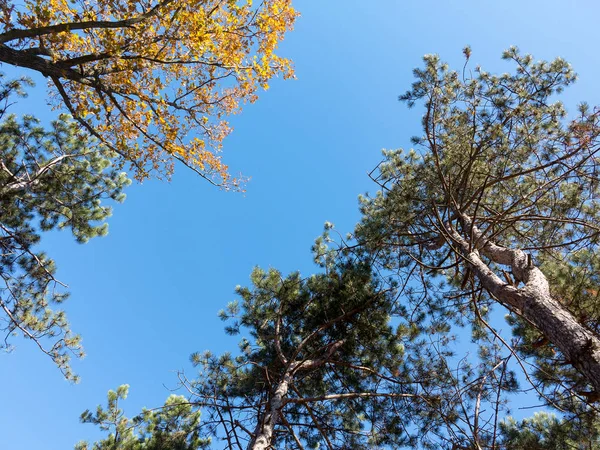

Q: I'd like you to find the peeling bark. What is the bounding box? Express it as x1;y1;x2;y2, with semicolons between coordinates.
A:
447;216;600;393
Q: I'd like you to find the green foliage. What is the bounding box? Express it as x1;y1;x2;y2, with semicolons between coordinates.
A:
188;258;421;449
500;411;600;449
0;74;130;380
76;385;210;450
345;47;600;446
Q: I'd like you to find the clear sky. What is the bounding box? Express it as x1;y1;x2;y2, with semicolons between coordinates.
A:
2;1;600;448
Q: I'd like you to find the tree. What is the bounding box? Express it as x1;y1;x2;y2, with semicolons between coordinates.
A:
0;74;130;380
76;384;210;450
352;47;600;442
0;0;297;185
84;229;521;449
80;234;526;449
83;254;445;450
182;260;426;450
76;48;600;448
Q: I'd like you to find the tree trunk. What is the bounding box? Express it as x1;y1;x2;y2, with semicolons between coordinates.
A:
448;218;600;394
247;341;346;449
248;373;291;450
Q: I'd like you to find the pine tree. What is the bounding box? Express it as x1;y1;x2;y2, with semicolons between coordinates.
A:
80;251;451;449
351;47;600;446
0;74;130;380
76;384;210;450
185;259;421;450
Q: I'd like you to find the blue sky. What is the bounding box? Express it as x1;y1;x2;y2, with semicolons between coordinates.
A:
2;1;600;448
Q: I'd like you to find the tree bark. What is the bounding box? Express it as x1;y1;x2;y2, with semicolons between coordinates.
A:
249;373;291;450
447;217;600;394
0;44;84;81
247;341;346;450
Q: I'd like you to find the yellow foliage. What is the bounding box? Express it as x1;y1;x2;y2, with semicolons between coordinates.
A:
0;0;297;187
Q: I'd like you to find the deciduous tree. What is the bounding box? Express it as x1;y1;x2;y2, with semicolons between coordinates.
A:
0;0;297;185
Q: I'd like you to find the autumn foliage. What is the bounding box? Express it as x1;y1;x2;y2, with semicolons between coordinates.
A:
0;0;297;185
